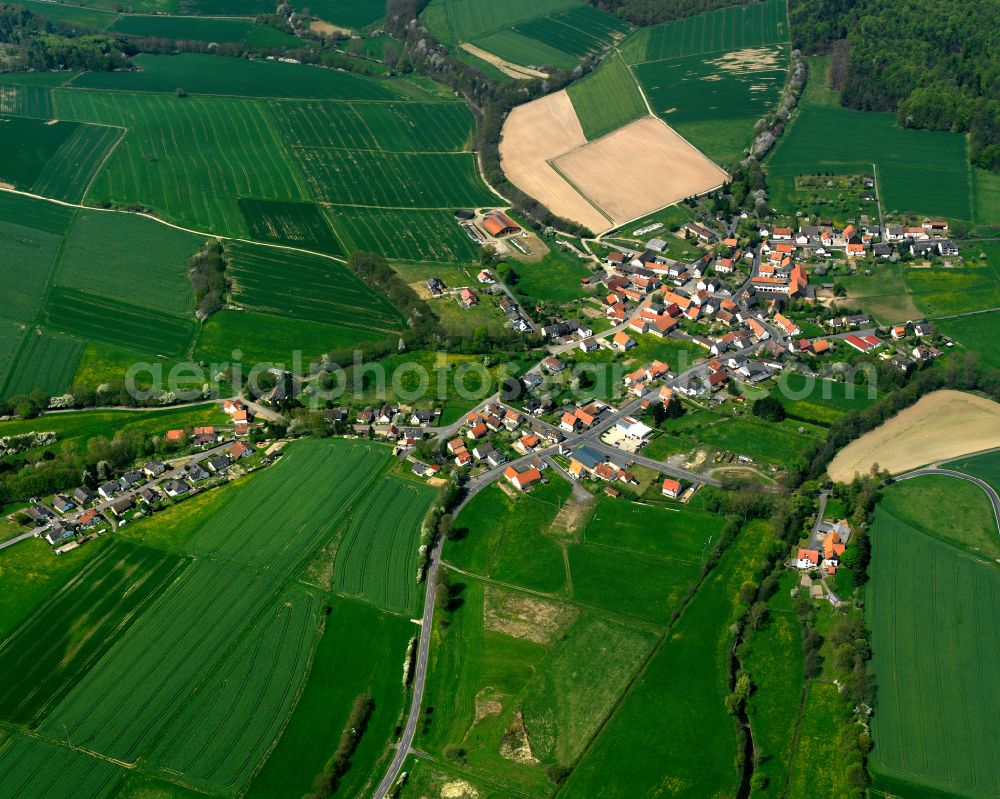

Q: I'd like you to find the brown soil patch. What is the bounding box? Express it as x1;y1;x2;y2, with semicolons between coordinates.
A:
828;390;1000;480
553;117;728;227
550;495;594;534
707;46;784;74
0;182;14;191
440;779;480;799
460;43;549;80
309;20;352;36
500;91;610;234
500;711;539;765
483;585;579;645
474;688;503;722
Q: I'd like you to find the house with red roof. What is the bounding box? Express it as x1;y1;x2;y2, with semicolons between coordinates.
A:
661;478;681;498
503;464;543;491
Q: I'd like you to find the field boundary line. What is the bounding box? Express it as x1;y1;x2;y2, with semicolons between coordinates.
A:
0;186;351;265
79;125;127;204
545;158;615;226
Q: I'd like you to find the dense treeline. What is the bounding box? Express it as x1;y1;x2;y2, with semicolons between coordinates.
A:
304;693;375;799
189;240;228;320
0;5;131;70
790;0;1000;170
588;0;756;26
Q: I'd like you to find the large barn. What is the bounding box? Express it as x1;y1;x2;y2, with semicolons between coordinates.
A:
482;211;520;237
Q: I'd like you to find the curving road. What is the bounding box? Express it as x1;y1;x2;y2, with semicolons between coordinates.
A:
894;467;1000;532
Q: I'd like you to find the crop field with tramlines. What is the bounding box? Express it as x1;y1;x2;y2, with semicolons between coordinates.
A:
53;89;307;236
333;476;435;614
567;53;647;141
0;735;123;799
0;218;63;323
867;503;1000;798
0;542;187;725
1;330;82;399
270;99;473;152
0;441;405;797
226;242;403;333
108;14;298;46
302;0;385;29
43;287;197;358
56;211;202;317
237;199;342;252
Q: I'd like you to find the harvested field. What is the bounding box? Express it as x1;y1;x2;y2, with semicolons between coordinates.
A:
552;116;727;226
499;91;608;233
501;93;724;233
828;390;1000;480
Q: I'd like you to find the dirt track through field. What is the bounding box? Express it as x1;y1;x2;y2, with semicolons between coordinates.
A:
553;116;728;226
828;390;1000;480
500;90;610;233
460;43;549;79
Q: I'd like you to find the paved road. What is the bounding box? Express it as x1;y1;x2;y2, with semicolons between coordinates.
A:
894;467;1000;532
0;442;234;552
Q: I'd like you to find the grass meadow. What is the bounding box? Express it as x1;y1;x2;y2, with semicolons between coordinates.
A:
867;503;1000;799
782;681;856;798
561;519;774;798
774;372;880;424
945;450;1000;494
567;52;646;141
937;311;1000;370
582;496;720;561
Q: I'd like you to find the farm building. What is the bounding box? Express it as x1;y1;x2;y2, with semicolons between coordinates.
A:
482;212;520;237
662;478;681;498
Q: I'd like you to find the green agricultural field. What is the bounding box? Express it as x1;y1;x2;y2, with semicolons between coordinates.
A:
0;536;111;641
296;149;495;208
867;505;1000;799
0;218;63;322
905;263;1000;316
15;0;118;29
43;287;197;358
583;496;720;561
329;207;479;262
54;88;307;236
181;0;274;12
937;311;1000;370
1;330;82;399
0;189;74;235
270;99;474;152
0;541;187;725
68;52;404;99
56;211;202;317
513;4;630;60
567;53;647;141
236;199;341;252
973;167;1000;231
14;441;394;793
246;596;413;799
0;320;21;392
470;29;578;71
879;474;1000;561
768;58;973;221
29;123;124;203
449;479;571;594
634;45;789;166
560;519;774;798
0;115;80;189
224;242;403;333
295;0;385;29
0;734;124;799
621;0;788;63
945;450;1000;495
146;588;319;795
333;475;435;614
422;0;580;45
109;14;296;46
0;83;54;117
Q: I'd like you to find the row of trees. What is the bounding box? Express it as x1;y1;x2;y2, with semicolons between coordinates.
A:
189;240;228;320
789;0;1000;170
